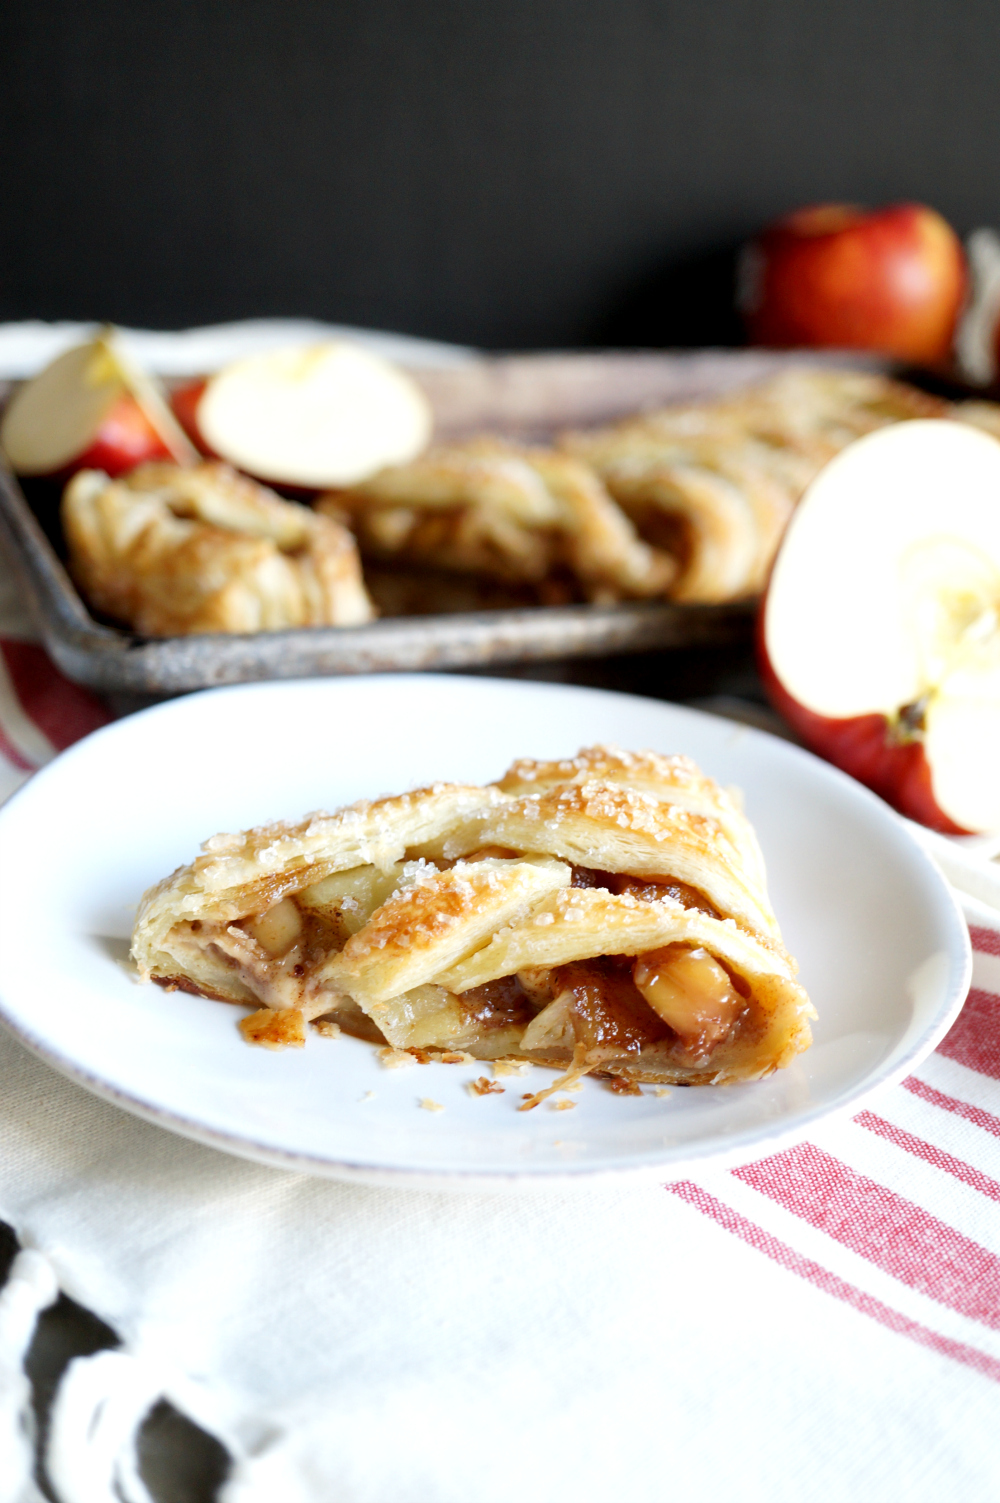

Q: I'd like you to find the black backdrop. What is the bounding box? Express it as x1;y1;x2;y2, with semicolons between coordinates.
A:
3;0;1000;349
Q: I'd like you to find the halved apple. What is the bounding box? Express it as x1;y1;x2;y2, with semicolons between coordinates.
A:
187;342;433;489
0;331;197;478
762;420;1000;833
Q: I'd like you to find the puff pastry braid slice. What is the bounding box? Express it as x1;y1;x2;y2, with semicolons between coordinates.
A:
131;745;813;1096
318;439;675;603
63;461;374;635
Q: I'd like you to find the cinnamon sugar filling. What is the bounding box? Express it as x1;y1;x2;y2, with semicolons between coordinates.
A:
160;865;755;1068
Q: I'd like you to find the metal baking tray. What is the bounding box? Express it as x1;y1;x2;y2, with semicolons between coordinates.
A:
0;348;881;694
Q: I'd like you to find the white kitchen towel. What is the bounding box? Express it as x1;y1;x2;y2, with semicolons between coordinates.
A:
3;324;1000;1502
0;318;473;379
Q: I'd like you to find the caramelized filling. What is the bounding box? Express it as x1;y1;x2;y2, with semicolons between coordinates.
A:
456;973;537;1033
633;944;746;1061
185;872;747;1073
234;904;348;973
554;956;672;1058
570;866;720;918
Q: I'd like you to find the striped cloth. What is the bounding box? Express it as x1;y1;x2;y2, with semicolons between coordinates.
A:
2;538;1000;1499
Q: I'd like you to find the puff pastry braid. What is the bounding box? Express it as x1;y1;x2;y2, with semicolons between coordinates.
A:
561;370;949;604
318;439;675;604
132;746;814;1099
63;461;374;635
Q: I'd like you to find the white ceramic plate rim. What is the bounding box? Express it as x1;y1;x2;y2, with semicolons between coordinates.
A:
0;676;973;1189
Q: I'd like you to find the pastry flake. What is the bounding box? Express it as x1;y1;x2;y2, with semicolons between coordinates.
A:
62;460;374;635
132;746;814;1095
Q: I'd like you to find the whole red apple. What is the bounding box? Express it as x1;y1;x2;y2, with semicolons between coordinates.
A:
741;203;966;365
761;418;1000;835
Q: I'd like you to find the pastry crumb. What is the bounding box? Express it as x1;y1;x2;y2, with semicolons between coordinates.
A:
358;1090;375;1102
653;1086;671;1098
378;1047;416;1069
441;1051;475;1065
238;1007;305;1050
468;1076;505;1097
493;1057;530;1077
608;1075;642;1096
311;1019;342;1039
419;1097;445;1113
550;1098;576;1111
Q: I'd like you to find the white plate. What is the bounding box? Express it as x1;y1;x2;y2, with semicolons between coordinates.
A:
0;675;971;1188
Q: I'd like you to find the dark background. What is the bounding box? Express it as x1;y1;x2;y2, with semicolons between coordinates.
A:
2;0;999;350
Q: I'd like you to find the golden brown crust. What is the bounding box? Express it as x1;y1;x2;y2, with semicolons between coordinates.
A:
63;461;374;635
131;744;814;1088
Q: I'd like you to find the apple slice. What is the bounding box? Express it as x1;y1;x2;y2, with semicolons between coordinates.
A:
191;342;433;489
762;419;1000;833
0;330;198;478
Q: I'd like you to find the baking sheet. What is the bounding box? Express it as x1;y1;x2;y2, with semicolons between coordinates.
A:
0;349;884;693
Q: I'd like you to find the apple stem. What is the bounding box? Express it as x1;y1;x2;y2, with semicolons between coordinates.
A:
893;696;930;743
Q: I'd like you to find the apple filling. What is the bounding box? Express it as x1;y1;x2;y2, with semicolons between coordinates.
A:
632;945;746;1059
157;861;754;1086
569;863;721;916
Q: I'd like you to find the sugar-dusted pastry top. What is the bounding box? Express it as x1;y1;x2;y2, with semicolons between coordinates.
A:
132;745;814;1097
63;461;374;636
318;438;676;604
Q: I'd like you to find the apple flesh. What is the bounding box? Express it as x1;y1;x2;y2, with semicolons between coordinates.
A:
762;419;1000;834
741;203;966;365
189;342;434;489
0;333;197;478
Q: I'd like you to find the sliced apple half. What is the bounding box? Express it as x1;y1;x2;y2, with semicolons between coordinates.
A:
191;342;433;489
762;419;1000;833
0;330;198;478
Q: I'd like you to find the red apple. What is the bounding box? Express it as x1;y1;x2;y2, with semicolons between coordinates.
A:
761;419;1000;834
741;202;966;365
0;332;197;478
170;378;211;452
184;342;433;489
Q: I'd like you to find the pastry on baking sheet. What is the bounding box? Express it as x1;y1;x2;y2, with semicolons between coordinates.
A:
62;461;374;636
131;745;813;1099
318;439;676;604
561;370;950;603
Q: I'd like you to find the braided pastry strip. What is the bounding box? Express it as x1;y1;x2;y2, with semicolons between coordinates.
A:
319;439;675;603
561;369;951;604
